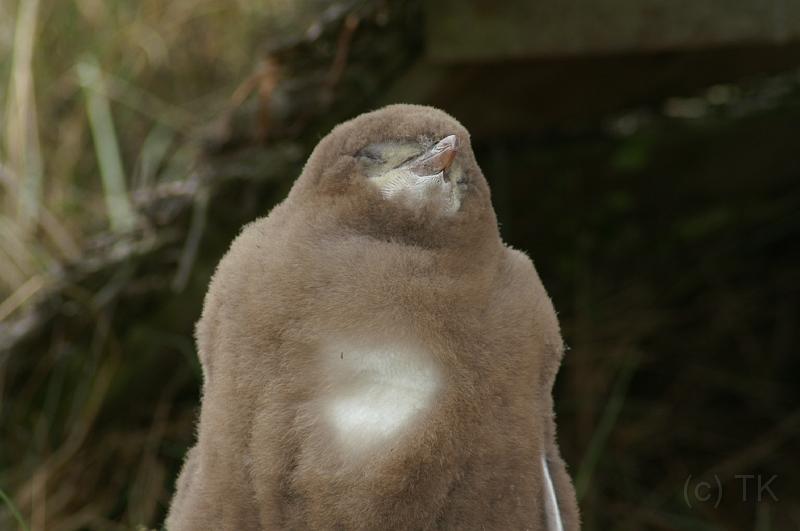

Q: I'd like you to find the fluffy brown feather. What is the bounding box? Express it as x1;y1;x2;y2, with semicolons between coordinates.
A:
166;104;580;530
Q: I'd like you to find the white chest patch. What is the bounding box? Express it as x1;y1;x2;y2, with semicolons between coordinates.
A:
322;341;440;448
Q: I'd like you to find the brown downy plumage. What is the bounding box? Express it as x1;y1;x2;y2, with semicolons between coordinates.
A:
166;104;580;530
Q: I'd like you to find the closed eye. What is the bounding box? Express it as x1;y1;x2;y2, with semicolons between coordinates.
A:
356;149;384;164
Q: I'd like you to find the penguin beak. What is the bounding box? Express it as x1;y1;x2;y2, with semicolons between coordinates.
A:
404;135;458;179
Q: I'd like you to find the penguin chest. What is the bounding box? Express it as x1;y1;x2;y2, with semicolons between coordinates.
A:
320;340;440;448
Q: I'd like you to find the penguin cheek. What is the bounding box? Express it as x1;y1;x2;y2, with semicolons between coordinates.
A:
316;157;361;195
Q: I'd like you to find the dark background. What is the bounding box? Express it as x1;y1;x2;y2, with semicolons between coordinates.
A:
1;1;798;529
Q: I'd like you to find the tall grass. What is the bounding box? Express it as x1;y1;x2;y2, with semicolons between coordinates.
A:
0;0;315;303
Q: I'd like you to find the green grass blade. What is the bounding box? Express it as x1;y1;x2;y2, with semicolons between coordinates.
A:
575;353;639;500
77;57;136;233
4;0;43;233
0;487;29;531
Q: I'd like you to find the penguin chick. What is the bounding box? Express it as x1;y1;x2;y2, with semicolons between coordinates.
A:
166;104;580;531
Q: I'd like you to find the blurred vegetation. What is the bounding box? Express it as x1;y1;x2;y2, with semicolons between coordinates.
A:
477;88;800;529
1;0;799;530
0;0;335;302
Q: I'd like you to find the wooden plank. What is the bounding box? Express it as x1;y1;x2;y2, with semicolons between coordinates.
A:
427;0;800;61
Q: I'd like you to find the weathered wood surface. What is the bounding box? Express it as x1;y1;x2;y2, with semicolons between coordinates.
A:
428;0;800;61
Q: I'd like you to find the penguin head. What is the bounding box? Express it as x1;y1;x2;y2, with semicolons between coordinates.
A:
289;104;497;247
